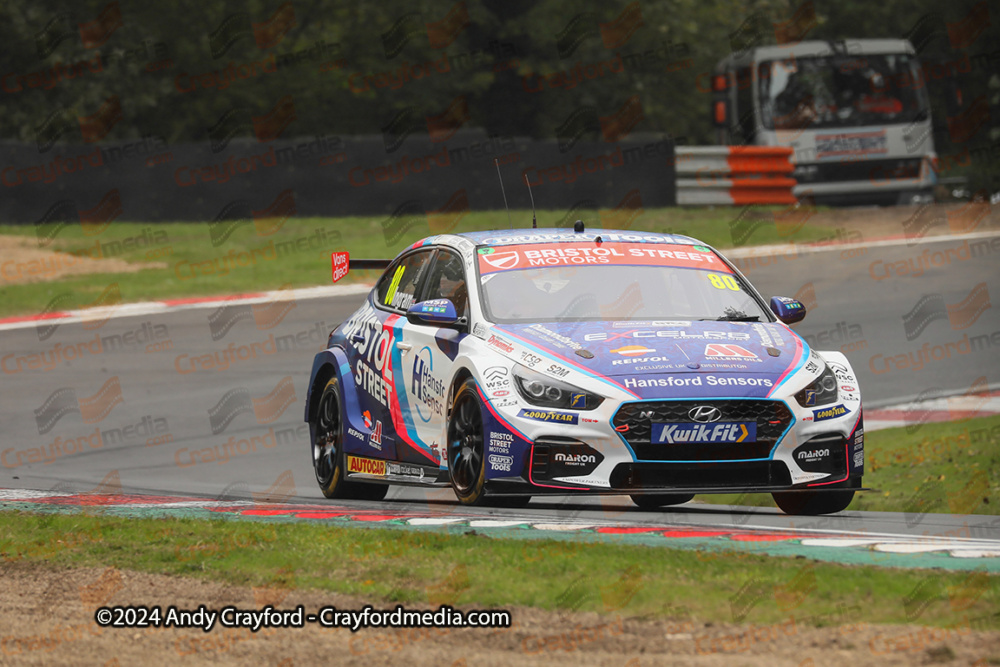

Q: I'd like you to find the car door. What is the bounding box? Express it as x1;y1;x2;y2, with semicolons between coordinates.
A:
346;248;435;463
396;248;469;467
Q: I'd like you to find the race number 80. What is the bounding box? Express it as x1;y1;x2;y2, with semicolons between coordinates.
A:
708;274;740;291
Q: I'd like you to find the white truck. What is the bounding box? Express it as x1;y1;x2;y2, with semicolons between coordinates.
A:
711;39;937;206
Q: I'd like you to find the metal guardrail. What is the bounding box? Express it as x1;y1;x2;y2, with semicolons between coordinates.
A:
676;146;797;205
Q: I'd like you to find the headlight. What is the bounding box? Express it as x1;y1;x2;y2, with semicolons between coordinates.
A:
512;366;604;410
795;363;838;407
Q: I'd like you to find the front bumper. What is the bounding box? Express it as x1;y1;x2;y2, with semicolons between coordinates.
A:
484;396;864;496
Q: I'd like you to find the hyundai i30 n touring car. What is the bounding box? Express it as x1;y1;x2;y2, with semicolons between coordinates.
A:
304;228;864;515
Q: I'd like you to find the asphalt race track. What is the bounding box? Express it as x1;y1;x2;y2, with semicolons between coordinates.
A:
2;233;999;557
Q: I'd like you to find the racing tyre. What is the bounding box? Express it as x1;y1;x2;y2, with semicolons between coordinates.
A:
772;490;854;515
312;378;388;501
448;379;489;505
630;494;695;510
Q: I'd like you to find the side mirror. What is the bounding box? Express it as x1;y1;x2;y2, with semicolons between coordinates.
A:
770;296;806;324
406;299;460;327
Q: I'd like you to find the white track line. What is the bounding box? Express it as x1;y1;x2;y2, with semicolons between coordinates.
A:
0;283;374;332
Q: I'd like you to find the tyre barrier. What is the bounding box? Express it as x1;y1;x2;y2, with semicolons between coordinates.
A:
676;146;797;205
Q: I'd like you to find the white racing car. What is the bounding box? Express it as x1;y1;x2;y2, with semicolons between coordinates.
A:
304;227;863;515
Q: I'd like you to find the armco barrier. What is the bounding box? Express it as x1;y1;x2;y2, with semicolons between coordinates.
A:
676;146;797;205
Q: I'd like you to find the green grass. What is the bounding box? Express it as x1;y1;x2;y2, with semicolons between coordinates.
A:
696;414;1000;515
1;511;997;630
0;207;834;318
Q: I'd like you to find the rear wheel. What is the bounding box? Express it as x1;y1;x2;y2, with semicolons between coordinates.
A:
312;378;388;501
772;490;854;515
448;379;488;505
630;493;695;510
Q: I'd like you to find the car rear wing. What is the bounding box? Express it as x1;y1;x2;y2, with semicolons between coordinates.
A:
331;252;391;283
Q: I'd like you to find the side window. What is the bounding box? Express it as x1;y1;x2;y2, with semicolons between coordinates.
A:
374;250;433;312
422;250;469;319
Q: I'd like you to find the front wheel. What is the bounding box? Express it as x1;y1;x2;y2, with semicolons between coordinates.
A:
772;490;854;515
311;378;388;501
630;493;695;510
448;379;488;505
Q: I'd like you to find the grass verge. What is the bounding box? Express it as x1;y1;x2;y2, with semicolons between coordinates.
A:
696;414;1000;515
0;207;834;318
0;511;997;630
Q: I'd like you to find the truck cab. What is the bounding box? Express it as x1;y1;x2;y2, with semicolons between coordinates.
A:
712;39;936;206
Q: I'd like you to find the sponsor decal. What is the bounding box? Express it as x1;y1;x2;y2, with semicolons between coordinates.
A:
472;322;488;338
488;334;514;354
585;329;750;342
624;376;773;388
569;393;586;409
478;231;688;245
346;427;365;441
804;360;820;374
797;448;829;462
841;385;856;392
545;363;570;378
554;452;596;465
612;345;655;357
362;410;373;429
387;462;425;478
652;422;756;444
526;324;583;350
484;366;510;392
477;242;725;274
705;343;758;359
612;320;690;328
813;404;848;421
489;431;513;454
412;346;445;422
828;362;855;382
517;409;579;424
488;453;513;472
347;455;386;476
369;420;383;449
853;451;864;468
492;390;509;397
343;304;395;409
543;442;604;477
481;250;520;270
613;355;678;367
520;351;542;367
816;130;887;158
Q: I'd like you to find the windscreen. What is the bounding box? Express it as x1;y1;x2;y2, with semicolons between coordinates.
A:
758;53;929;131
476;242;771;323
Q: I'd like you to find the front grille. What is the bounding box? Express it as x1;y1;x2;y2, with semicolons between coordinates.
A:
609;461;792;490
612;399;792;462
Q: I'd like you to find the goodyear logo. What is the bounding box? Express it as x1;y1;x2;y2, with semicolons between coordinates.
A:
347;455;386;476
652;422;756;444
517;409;578;425
813;404;849;422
